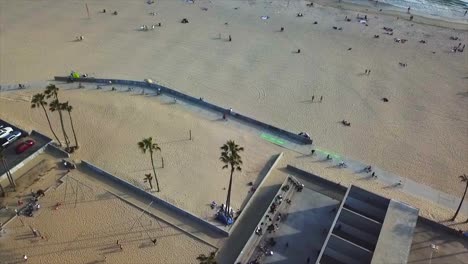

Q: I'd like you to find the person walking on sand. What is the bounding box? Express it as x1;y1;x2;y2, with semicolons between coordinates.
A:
407;6;411;14
311;95;314;102
228;35;232;42
465;10;467;16
320;96;323;102
280;27;284;32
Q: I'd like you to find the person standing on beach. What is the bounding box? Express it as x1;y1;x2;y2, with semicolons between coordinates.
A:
407;6;411;14
228;35;232;42
311;95;314;102
465;10;467;16
320;96;323;102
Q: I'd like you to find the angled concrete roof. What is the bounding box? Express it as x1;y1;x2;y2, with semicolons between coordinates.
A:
371;200;419;264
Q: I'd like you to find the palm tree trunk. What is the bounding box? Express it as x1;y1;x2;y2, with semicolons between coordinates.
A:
225;167;234;218
41;104;61;146
150;152;160;192
1;158;15;189
67;111;79;148
452;182;468;221
58;110;70;148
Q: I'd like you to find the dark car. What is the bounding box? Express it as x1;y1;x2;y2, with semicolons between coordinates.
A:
62;159;76;170
15;139;35;154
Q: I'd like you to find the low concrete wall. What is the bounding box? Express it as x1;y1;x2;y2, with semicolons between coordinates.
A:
230;152;283;234
286;165;348;194
46;144;70;158
54;76;312;145
418;216;468;239
0;130;52;187
81;160;229;237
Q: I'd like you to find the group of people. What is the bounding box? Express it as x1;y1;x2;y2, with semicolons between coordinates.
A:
452;42;465;53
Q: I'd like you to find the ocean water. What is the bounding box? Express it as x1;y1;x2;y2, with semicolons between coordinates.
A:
345;0;468;19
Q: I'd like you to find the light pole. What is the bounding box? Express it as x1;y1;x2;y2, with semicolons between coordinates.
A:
429;244;439;264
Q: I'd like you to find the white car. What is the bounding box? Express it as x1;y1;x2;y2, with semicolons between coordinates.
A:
0;127;13;138
0;131;21;147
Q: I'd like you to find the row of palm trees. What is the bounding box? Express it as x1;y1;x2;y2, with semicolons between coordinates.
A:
31;84;79;150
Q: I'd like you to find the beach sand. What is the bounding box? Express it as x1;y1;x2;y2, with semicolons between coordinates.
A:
1;0;466;197
0;0;468;261
0;171;215;264
0;87;278;219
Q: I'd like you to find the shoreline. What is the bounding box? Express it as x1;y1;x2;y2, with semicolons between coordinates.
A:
314;0;468;30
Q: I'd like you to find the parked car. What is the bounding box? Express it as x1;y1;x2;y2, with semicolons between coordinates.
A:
15;139;35;154
0;127;13;138
0;131;22;147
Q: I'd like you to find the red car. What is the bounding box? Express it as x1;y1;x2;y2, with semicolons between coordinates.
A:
15;140;35;154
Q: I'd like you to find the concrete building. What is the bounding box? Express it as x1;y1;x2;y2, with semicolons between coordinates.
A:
235;166;419;264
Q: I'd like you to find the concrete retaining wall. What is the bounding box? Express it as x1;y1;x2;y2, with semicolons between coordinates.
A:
418;216;468;240
285;165;348;194
46;144;70;158
54;76;312;145
0;130;52;186
81;160;229;237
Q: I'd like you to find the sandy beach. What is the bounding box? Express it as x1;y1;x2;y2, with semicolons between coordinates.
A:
1;0;466;196
0;0;468;262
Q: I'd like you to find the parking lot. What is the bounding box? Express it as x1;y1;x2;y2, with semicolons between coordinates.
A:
0;119;52;185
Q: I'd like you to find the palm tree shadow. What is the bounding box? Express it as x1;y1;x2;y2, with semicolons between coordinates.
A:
358;175;373;181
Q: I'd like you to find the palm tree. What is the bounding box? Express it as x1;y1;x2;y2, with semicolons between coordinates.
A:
0;182;4;197
31;93;62;146
49;99;70;149
452;174;468;221
45;84;70;148
197;252;217;264
138;137;161;192
62;102;79;149
143;173;154;190
220;140;244;218
0;150;15;191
